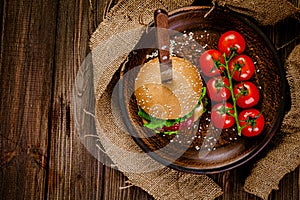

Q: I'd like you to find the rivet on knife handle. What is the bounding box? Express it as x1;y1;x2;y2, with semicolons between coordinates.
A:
154;9;173;83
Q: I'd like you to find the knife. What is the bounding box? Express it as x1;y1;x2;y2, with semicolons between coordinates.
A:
154;9;173;83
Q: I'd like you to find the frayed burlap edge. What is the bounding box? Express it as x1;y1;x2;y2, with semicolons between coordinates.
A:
213;0;300;25
243;45;300;200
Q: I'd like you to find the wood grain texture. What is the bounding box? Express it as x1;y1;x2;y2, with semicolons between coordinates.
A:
0;0;57;199
45;0;103;199
0;0;299;200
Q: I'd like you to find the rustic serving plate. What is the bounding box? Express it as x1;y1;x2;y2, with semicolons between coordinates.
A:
118;6;286;174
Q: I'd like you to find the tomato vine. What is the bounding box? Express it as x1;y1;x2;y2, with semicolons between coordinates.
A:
221;51;243;135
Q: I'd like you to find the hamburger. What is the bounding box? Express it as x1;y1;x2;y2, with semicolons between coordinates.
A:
134;56;205;134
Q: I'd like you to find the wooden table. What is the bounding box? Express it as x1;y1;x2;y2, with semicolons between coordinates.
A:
0;0;299;199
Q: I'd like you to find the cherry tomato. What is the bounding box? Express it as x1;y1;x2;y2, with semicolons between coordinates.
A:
211;102;235;129
234;82;260;108
229;54;255;81
239;109;265;137
199;49;225;77
207;76;231;102
218;31;246;57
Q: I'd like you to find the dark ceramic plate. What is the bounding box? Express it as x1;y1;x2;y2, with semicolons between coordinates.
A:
118;6;286;174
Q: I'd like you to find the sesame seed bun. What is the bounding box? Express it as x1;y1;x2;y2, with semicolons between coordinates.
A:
134;56;203;120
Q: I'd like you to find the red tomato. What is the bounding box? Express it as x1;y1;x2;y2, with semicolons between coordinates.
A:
229;55;255;81
239;109;265;137
234;82;260;108
207;76;231;102
211;102;235;129
218;31;246;57
199;49;225;77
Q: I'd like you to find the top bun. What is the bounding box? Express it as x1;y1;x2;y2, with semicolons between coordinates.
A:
135;56;203;120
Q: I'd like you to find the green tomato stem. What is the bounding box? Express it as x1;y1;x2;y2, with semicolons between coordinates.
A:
223;52;243;136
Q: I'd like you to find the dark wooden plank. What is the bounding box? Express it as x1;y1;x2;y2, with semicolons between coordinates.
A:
0;0;58;199
45;0;114;199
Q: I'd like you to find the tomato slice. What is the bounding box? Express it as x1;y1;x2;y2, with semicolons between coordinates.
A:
162;115;194;132
218;30;246;57
229;54;255;81
199;49;225;77
239;109;265;137
207;76;231;102
234;82;260;108
211;102;235;129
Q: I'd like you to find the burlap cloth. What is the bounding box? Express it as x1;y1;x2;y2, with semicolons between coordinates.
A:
89;0;300;199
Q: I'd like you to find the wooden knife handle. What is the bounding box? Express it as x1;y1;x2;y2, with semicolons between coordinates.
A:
154;9;170;64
